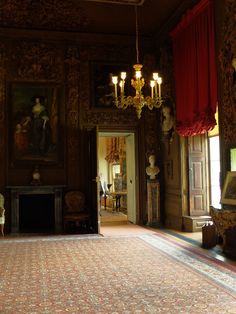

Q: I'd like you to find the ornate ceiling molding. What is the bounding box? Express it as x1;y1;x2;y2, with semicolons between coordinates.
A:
0;0;89;31
83;0;145;5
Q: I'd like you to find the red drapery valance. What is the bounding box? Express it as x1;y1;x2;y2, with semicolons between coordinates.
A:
170;0;217;136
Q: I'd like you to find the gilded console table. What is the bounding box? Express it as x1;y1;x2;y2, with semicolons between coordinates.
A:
210;206;236;258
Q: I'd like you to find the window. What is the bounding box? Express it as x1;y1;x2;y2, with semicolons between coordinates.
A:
209;136;221;208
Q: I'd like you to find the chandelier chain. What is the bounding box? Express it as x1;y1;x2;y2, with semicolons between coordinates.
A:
135;6;139;64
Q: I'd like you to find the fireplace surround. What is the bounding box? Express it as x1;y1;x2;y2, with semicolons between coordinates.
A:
8;185;64;234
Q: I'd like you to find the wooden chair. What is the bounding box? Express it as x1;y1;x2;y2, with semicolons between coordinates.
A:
63;191;90;233
0;193;5;236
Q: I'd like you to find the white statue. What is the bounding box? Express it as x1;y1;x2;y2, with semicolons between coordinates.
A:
146;154;160;180
162;105;174;134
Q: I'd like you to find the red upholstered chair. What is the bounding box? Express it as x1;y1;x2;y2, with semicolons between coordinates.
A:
63;191;90;233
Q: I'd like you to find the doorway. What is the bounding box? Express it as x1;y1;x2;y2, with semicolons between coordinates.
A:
98;131;136;226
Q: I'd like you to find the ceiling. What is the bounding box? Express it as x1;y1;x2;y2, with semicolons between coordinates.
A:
78;0;199;36
0;0;199;38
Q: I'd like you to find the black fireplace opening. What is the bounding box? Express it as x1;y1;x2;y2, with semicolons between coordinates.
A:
19;194;55;233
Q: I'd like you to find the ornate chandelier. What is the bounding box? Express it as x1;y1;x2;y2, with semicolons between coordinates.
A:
112;6;163;119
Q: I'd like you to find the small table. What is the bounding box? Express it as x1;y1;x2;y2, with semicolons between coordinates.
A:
111;191;127;211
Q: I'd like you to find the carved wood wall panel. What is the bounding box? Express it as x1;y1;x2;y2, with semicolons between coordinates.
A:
0;0;88;32
0;26;161;225
2;37;66;187
219;0;236;150
143;110;159;158
0;43;6;190
65;47;80;188
7;40;64;82
79;45;140;128
159;42;175;101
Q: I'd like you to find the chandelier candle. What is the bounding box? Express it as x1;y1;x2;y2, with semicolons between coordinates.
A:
111;6;163;118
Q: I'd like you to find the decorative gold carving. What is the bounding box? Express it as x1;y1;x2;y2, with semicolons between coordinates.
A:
8;41;63;81
83;110;137;127
0;43;5;120
68;110;79;128
65;47;80;162
144;109;159;158
80;45;133;64
0;0;88;31
159;44;174;100
0;43;5;147
210;206;236;247
159;43;176;144
219;0;236;148
0;43;5;186
86;0;144;4
79;45;139;127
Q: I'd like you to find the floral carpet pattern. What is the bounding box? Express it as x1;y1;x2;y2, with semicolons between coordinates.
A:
0;233;235;314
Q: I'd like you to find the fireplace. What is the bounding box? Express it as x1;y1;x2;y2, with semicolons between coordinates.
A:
19;194;55;232
8;185;64;234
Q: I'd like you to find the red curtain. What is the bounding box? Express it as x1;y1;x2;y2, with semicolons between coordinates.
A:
170;0;217;136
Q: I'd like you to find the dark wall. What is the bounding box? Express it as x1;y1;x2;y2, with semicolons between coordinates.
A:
0;26;162;232
216;0;236;183
2;0;231;234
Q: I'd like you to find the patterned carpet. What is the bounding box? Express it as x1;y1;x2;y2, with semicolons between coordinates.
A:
100;209;128;225
0;232;235;314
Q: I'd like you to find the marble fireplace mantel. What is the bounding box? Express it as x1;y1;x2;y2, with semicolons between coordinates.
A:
7;185;65;234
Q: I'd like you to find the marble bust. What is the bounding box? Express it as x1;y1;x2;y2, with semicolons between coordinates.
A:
146;154;160;180
162;105;174;134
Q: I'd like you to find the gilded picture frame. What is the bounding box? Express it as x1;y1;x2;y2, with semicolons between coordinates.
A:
9;82;63;165
221;171;236;205
91;62;130;109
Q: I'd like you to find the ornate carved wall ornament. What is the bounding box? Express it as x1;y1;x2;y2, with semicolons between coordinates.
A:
0;43;5;123
65;47;80;162
0;0;89;32
0;43;6;170
219;0;236;148
7;41;64;81
210;206;236;247
159;43;174;100
144;109;159;158
79;45;140;128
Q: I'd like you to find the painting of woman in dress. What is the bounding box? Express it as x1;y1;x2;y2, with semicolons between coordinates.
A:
28;96;52;155
11;84;60;163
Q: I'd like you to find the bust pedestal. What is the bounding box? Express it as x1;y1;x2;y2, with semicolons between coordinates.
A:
146;180;160;226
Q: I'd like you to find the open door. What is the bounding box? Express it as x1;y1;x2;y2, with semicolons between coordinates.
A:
98;131;137;224
126;133;136;223
188;134;209;216
87;126;100;233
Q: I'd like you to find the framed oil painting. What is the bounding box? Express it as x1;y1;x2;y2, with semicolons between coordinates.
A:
9;82;63;165
91;62;130;109
221;171;236;205
230;147;236;171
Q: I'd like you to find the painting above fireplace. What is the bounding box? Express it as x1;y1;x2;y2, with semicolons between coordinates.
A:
8;82;63;165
